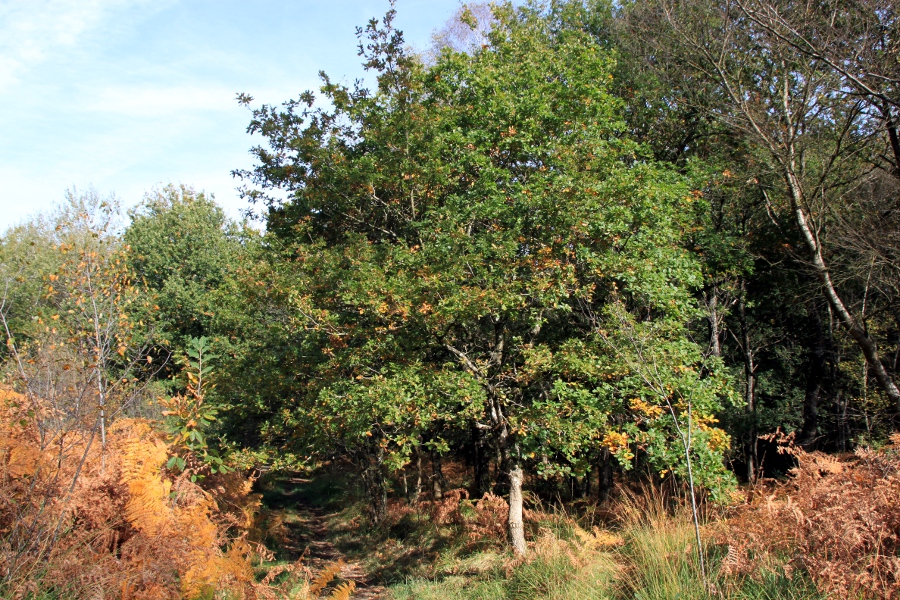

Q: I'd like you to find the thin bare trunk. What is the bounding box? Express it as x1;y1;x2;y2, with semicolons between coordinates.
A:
784;166;900;408
431;450;444;501
737;280;758;482
507;463;526;557
665;397;707;583
412;451;423;503
705;287;721;357
402;468;408;499
745;371;757;482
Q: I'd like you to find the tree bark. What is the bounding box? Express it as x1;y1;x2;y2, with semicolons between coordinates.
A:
431;450;445;501
704;286;722;357
507;463;527;557
784;166;900;409
402;467;408;499
361;445;388;524
412;450;423;503
745;368;758;482
880;103;900;178
737;279;758;482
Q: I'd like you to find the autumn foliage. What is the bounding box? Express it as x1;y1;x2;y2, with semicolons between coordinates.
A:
722;436;900;598
0;387;262;599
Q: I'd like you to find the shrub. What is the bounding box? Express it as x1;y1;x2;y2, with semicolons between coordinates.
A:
0;388;261;599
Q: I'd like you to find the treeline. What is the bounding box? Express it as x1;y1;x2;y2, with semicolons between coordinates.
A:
2;0;899;571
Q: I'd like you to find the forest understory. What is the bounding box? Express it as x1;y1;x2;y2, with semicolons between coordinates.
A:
2;411;898;599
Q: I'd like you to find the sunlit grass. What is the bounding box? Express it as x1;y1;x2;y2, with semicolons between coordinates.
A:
383;485;822;600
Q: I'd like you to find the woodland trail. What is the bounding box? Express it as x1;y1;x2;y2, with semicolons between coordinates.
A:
266;475;387;600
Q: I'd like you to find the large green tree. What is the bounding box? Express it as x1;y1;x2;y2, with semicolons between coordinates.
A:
123;185;282;459
237;1;735;553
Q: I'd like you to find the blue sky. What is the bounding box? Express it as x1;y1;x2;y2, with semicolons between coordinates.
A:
0;0;468;230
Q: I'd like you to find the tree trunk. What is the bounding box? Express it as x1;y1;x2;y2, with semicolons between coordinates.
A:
491;396;511;496
784;166;900;409
836;388;849;452
507;463;527;557
880;102;900;178
891;317;900;373
402;467;408;499
363;470;387;523
737;280;758;483
431;450;445;501
704;286;721;357
745;366;758;482
362;446;388;524
893;318;900;372
412;450;423;503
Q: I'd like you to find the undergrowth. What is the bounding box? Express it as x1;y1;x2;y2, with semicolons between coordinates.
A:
718;433;900;599
385;487;822;600
255;466;822;600
0;387;357;600
385;439;900;599
7;379;898;599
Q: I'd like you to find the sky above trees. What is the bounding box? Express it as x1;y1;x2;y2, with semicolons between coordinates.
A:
0;0;467;230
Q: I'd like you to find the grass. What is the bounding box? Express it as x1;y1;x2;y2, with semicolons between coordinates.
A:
384;531;821;600
390;576;508;600
381;487;824;600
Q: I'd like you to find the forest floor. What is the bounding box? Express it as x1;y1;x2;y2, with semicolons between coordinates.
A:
259;473;388;599
257;461;496;599
254;465;825;600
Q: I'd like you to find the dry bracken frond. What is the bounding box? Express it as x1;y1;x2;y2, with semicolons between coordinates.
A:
722;442;900;599
119;421;172;536
308;560;344;597
468;492;509;542
325;580;356;600
0;399;264;600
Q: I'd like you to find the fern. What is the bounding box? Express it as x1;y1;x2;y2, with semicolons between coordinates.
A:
308;560;344;596
116;420;259;599
724;443;900;597
118;421;173;536
325;580;356;600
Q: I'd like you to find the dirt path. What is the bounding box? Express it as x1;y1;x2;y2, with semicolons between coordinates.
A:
270;477;387;599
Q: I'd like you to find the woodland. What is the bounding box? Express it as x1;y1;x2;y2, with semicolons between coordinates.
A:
2;0;900;598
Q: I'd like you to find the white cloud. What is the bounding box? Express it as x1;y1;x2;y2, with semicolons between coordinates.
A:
0;0;165;90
